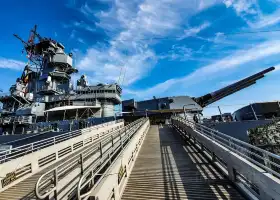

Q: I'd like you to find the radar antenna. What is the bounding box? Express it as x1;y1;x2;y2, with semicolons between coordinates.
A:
13;25;51;72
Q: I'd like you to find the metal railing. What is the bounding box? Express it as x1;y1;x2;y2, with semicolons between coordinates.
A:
37;85;64;94
0;119;124;164
35;118;146;200
77;118;149;200
172;116;280;179
0;116;32;125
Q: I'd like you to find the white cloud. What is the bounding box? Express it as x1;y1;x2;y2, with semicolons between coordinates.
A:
159;44;210;62
274;64;280;71
180;21;211;39
127;39;280;98
77;0;220;86
223;0;280;28
66;21;96;32
214;32;226;43
159;45;193;61
0;57;25;70
223;0;258;15
78;47;157;85
249;9;280;28
70;30;76;39
77;38;85;44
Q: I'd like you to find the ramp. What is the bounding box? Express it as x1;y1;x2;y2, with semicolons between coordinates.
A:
0;121;124;200
122;125;245;200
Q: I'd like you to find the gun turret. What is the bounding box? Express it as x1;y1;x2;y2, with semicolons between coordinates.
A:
194;67;275;107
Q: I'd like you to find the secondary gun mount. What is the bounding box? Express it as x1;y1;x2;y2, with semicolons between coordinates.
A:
193;67;275;108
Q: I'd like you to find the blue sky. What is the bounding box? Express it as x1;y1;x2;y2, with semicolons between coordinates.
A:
1;0;280;116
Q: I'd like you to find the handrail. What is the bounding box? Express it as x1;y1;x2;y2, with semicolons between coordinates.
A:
172;116;280;179
0;119;124;163
77;118;147;200
35;118;145;200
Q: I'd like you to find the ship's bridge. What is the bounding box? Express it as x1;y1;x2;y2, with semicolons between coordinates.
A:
0;116;280;200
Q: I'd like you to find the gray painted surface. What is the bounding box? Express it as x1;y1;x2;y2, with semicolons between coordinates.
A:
169;96;202;111
205;120;273;142
0;133;44;144
173;119;280;200
102;103;114;118
122;96;203;117
233;102;280;121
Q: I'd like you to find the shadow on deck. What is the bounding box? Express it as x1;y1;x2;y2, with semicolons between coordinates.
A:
122;125;246;200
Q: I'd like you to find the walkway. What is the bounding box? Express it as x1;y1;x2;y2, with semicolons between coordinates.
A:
122;125;245;200
0;141;95;200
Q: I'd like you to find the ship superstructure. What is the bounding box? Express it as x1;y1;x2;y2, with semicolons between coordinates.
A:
0;25;121;135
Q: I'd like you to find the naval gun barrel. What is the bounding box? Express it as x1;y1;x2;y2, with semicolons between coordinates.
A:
194;66;275;107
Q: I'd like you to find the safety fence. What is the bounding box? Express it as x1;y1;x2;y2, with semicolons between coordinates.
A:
172;116;280;200
0;120;124;192
35;118;147;200
0;120;123;164
173;117;280;178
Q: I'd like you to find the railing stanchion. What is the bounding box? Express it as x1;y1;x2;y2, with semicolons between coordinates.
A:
120;131;123;149
80;154;84;175
54;168;58;200
263;152;272;171
211;152;216;162
99;142;102;158
171;116;280;179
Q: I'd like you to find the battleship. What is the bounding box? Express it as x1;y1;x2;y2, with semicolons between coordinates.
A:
122;66;275;124
0;25;121;136
0;26;280;200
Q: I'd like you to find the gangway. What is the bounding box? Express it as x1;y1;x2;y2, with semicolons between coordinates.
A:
122;125;245;199
0;119;126;199
76;117;280;200
35;118;147;200
1;117;280;200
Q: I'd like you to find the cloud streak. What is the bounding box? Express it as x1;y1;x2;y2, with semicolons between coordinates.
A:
180;21;211;40
250;9;280;28
223;0;280;28
127;39;280;98
0;57;25;70
76;0;219;86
